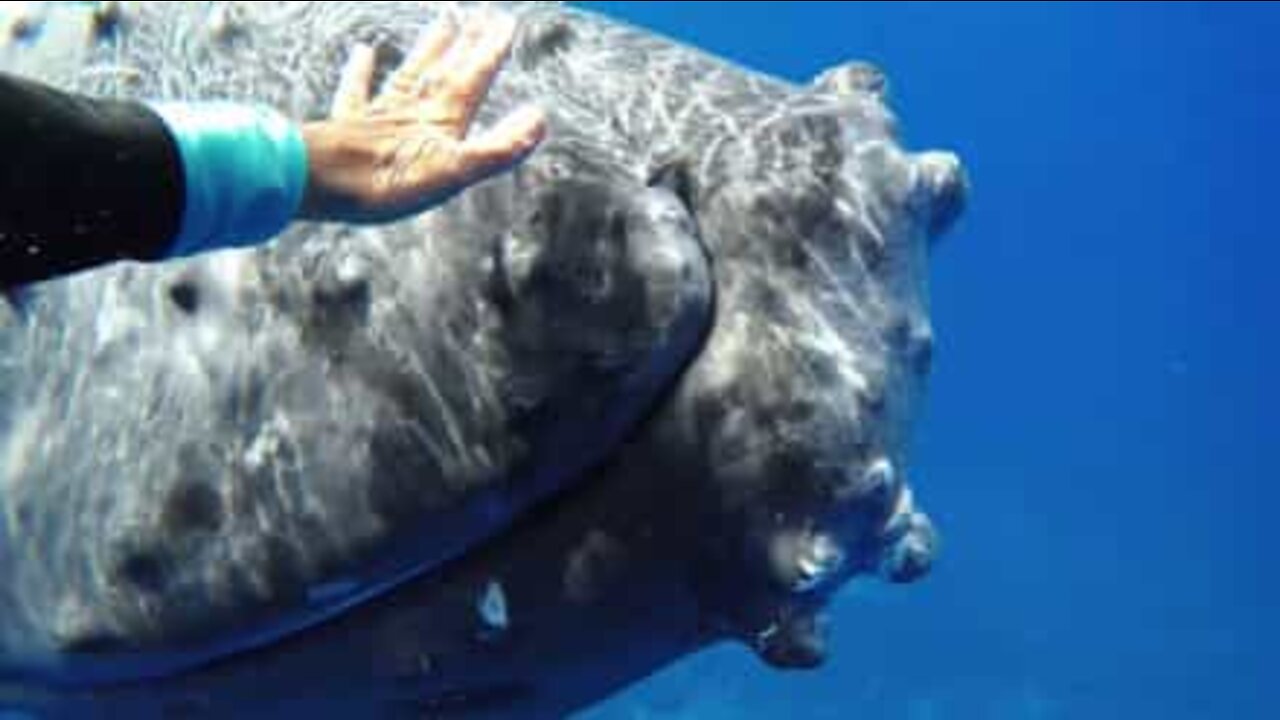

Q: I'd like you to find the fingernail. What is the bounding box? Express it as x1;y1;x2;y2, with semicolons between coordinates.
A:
516;104;547;124
520;106;549;145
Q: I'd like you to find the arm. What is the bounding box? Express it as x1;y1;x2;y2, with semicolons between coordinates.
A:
0;72;187;287
1;12;545;289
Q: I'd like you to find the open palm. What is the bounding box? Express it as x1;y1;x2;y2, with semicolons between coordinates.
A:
299;12;547;224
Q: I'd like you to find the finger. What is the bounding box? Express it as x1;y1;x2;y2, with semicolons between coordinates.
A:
437;12;517;122
458;105;548;181
332;43;376;119
384;17;458;100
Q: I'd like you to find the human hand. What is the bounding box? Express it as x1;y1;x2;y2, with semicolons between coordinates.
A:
298;12;546;224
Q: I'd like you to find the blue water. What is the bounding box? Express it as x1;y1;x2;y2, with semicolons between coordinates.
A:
578;2;1278;718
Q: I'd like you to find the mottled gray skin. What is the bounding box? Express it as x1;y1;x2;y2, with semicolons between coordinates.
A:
0;0;712;684
0;1;967;717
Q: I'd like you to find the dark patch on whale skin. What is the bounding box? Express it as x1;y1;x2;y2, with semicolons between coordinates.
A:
164;444;226;536
367;421;452;527
91;2;125;40
0;2;966;715
113;550;169;596
518;16;576;70
107;534;174;597
0;4;715;682
304;268;373;349
162;481;224;537
57;633;127;657
167;280;201;316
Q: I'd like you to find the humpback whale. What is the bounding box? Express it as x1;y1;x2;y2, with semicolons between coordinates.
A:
0;2;967;716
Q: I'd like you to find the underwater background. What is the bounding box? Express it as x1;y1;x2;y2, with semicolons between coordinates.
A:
576;2;1276;718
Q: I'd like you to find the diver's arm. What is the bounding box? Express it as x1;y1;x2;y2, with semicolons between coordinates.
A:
0;72;189;287
0;72;309;289
0;11;545;291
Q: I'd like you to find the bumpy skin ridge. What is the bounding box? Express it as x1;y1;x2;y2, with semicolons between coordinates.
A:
0;0;712;684
0;2;967;716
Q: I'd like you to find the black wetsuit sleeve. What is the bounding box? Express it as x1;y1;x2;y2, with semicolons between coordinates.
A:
0;72;185;288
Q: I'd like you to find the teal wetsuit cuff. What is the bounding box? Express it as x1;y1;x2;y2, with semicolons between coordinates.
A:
147;101;308;259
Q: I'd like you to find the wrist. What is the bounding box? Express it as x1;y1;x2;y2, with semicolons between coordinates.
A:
297;122;345;223
297;121;387;225
149;102;309;257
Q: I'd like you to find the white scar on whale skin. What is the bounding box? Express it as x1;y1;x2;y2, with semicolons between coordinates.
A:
0;1;964;714
1;409;40;495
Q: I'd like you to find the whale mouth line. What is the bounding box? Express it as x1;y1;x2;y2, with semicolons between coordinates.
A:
0;1;962;714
